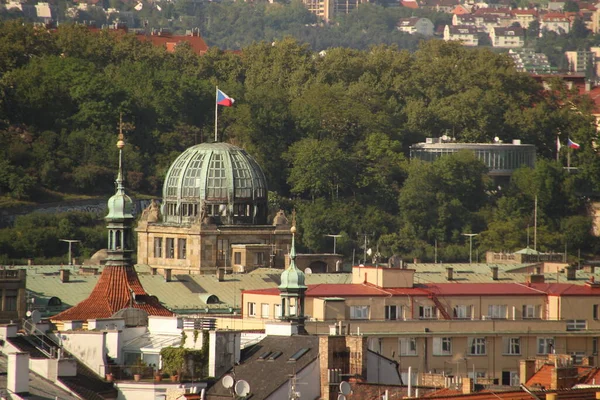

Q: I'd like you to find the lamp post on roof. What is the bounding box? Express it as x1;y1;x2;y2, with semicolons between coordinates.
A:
325;234;342;254
462;233;478;264
59;239;81;266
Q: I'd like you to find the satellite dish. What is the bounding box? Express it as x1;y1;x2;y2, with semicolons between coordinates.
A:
494;136;500;143
26;311;32;318
30;310;41;324
234;380;251;397
305;268;312;275
442;135;448;141
222;375;234;389
340;381;351;395
338;395;347;400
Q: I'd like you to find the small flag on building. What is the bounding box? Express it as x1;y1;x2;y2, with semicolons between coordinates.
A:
568;139;580;149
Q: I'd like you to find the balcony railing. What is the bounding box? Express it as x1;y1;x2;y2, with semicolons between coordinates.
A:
104;365;155;381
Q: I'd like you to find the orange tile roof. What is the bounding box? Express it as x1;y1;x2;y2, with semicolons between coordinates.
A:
52;265;173;321
526;364;554;388
136;33;208;55
401;0;420;8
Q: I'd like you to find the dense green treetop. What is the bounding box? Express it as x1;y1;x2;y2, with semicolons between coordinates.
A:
0;21;598;263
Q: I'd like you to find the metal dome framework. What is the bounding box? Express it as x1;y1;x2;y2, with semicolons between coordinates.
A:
162;143;268;225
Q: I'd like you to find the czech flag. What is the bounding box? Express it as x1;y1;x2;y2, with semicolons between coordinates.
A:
217;89;235;107
568;139;580;149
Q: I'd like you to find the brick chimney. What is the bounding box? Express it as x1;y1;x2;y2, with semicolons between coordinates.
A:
217;268;225;282
519;359;536;384
490;266;499;281
8;352;29;394
164;269;172;282
60;269;70;283
446;267;453;281
566;265;577;281
528;274;545;284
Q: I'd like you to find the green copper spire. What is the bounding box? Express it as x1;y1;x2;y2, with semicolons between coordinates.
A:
279;210;306;290
106;118;134;221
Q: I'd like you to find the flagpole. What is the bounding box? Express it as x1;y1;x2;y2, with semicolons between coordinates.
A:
214;86;218;142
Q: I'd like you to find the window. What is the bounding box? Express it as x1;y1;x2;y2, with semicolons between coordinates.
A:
488;304;507;319
350;306;370;320
166;238;175;259
453;305;471;319
385;305;399;320
566;320;587;331
419;305;436;319
274;304;282;318
255;252;264;265
203;244;212;262
4;290;17;311
234;252;242;265
537;337;554;354
503;337;521;355
177;238;187;259
502;371;520;386
154;238;162;258
523;304;540;319
248;302;256;317
570;351;585;364
261;303;269;318
469;337;486;355
594;304;599;320
433;337;452;356
399;338;417;356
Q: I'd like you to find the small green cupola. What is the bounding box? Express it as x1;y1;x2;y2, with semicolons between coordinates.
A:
279;224;306;290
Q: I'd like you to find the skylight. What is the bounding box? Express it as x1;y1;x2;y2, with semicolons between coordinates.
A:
288;348;310;362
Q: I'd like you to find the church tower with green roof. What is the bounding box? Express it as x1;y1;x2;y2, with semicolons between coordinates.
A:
278;211;307;333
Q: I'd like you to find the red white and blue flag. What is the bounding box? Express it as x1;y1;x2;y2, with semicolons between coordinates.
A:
216;89;235;107
568;139;580;149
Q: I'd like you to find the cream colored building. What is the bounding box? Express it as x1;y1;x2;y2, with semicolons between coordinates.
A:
136;143;292;275
443;25;479;46
241;265;600;385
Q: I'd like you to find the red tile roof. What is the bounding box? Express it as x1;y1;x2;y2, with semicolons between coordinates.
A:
52;266;173;321
136;33;208;55
244;281;600;298
401;0;420;8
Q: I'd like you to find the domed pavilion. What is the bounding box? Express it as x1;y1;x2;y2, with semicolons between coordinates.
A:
136;143;292;275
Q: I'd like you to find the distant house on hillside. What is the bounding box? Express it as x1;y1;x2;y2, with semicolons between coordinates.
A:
541;12;571;34
397;17;434;36
490;26;525;47
511;8;539;29
443;25;479;46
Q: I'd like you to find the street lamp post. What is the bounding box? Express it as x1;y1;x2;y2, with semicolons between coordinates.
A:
462;233;478;264
60;239;81;266
325;234;342;254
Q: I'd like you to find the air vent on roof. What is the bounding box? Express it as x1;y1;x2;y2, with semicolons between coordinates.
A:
288;348;310;362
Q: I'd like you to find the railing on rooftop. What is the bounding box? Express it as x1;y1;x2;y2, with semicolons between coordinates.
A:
103;364;155;381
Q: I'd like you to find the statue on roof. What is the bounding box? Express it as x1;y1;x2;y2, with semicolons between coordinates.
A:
140;199;161;223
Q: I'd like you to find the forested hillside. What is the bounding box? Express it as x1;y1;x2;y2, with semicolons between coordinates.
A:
0;21;598;263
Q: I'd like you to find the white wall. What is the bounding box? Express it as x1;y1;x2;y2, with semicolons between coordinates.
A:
266;359;320;400
61;331;106;376
367;351;402;385
208;331;241;378
30;358;58;381
7;352;29;394
105;330;123;364
88;318;125;331
0;324;18;339
148;316;181;334
115;382;206;400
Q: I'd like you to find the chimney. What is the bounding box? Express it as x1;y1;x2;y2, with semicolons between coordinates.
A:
528;274;545;284
566;265;577;281
8;352;29;394
462;377;473;394
585;79;592;92
60;269;70;283
520;359;536;384
490;266;499;281
165;269;172;282
151;267;157;276
446;267;454;281
217;268;225;282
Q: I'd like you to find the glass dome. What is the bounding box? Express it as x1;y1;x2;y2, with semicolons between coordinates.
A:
162;143;268;225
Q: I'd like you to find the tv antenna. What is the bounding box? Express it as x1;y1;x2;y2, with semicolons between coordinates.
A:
325;234;343;254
